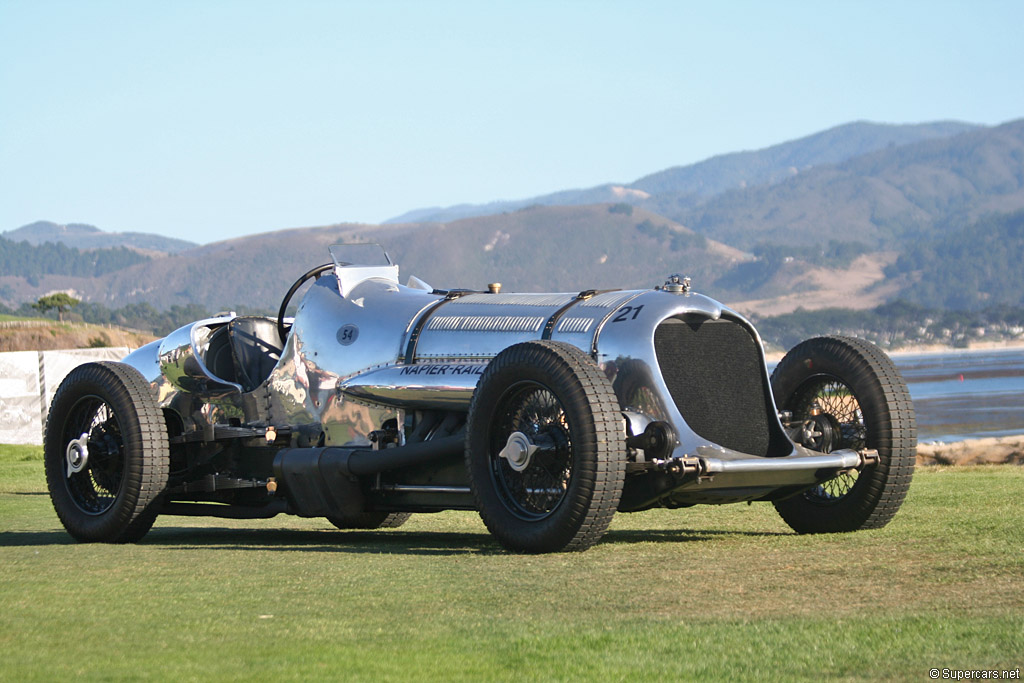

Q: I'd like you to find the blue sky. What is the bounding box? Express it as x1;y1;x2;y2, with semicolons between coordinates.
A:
1;0;1022;245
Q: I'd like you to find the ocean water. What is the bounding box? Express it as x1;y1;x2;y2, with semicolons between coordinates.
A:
894;348;1024;442
767;347;1024;442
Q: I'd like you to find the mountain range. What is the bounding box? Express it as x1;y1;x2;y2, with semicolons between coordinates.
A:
385;121;979;224
2;221;196;254
3;118;1022;317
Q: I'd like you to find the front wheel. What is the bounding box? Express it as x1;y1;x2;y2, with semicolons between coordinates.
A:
771;336;915;533
44;362;169;542
466;341;626;553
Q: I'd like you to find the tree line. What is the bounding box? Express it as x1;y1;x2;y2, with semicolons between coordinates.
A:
1;298;217;336
886;210;1024;309
750;301;1024;351
0;235;150;280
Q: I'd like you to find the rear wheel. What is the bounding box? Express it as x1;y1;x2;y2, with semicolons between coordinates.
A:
466;341;625;553
771;336;915;533
44;362;169;542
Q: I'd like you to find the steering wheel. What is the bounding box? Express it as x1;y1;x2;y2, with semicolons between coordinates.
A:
277;263;335;343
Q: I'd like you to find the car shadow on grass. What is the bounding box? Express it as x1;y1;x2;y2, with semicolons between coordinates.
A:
0;531;76;546
0;526;503;554
1;525;789;554
151;528;787;555
601;528;790;545
153;526;510;555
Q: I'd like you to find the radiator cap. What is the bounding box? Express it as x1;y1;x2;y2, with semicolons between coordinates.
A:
662;274;691;294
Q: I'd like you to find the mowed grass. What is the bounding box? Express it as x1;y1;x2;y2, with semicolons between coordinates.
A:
1;444;1021;682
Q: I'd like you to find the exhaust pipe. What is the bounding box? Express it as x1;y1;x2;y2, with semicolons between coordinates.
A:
272;435;465;517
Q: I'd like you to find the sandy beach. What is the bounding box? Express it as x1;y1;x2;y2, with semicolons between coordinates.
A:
888;339;1024;357
916;435;1024;466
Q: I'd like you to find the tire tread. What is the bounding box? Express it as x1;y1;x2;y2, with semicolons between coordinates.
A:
466;341;625;552
771;336;915;533
44;361;168;542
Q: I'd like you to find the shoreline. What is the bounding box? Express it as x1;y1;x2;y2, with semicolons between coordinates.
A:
888;339;1024;358
916;435;1024;467
764;339;1024;363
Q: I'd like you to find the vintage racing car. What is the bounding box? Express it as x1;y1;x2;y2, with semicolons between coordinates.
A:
44;245;916;552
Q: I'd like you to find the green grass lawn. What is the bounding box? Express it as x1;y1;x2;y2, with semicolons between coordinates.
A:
1;444;1021;681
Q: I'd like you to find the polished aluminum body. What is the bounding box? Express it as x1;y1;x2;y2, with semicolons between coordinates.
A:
122;254;867;497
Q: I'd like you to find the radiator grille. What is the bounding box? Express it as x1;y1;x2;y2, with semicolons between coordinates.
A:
654;316;781;457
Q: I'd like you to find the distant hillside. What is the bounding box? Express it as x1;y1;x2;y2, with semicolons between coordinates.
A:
0;236;156;309
385;204;747;295
633;121;977;196
888;210;1024;309
0;317;155;353
673;119;1024;251
0;235;151;279
5;118;1022;317
384;184;653;225
4;221;196;254
88;225;371;311
386;121;978;224
45;205;747;312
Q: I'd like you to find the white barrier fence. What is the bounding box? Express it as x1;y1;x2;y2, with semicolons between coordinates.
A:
0;348;132;445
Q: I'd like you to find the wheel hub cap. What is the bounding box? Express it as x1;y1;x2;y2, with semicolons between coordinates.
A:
499;431;539;472
65;432;90;478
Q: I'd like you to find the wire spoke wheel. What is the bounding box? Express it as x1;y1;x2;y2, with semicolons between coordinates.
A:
490;383;573;520
45;362;169;543
62;396;127;515
788;377;868;503
466;341;626;553
770;336;916;533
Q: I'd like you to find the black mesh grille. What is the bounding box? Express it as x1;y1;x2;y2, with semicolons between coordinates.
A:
654;316;782;457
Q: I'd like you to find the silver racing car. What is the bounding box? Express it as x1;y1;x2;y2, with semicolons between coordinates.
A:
44;245;916;552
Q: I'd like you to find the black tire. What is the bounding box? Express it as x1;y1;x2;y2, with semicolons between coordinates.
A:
44;362;169;542
771;336;915;533
326;512;412;530
466;341;626;553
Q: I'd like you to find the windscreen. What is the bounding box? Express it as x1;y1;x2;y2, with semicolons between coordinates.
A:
329;243;393;268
